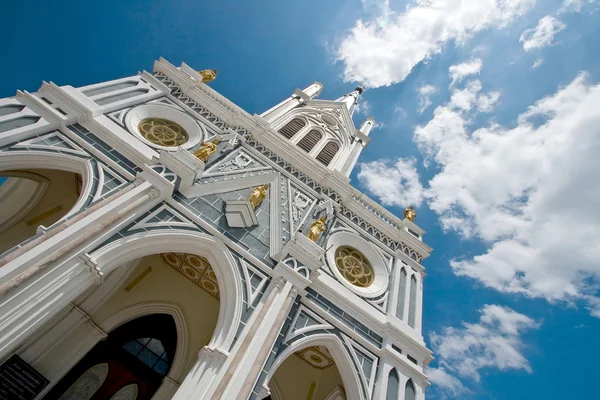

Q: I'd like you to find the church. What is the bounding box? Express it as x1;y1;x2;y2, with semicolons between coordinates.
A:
0;58;432;400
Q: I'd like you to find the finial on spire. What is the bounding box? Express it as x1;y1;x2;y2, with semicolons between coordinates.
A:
336;87;364;116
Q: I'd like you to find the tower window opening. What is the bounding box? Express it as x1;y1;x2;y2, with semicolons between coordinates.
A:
316;141;340;166
297;130;322;153
278;118;305;139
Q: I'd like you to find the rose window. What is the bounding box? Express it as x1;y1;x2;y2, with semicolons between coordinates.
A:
334;246;374;288
138;118;188;147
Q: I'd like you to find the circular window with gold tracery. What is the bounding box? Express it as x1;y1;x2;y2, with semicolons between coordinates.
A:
139;118;188;147
334;246;374;288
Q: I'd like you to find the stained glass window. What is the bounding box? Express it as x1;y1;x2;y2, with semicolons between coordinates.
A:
138;118;188;147
122;337;169;376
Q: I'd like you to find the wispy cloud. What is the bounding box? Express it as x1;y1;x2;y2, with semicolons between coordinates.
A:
520;16;566;51
357;157;424;207
417;84;438;113
337;0;535;87
532;58;544;68
449;59;483;87
429;305;540;396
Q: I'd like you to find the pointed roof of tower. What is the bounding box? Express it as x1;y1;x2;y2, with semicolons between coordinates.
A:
335;86;363;116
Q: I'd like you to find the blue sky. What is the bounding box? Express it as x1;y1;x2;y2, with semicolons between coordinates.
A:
2;0;600;398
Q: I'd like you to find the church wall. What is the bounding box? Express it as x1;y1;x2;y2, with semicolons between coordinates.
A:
0;58;433;400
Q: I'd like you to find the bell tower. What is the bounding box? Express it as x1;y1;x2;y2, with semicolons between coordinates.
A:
260;83;375;177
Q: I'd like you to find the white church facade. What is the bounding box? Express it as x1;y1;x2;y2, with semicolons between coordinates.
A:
0;58;432;400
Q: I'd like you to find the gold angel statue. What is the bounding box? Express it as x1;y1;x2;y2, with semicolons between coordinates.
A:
193;139;219;162
198;69;218;83
404;205;416;222
248;184;269;208
307;216;327;242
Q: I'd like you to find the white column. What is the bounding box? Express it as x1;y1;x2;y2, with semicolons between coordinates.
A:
389;258;402;317
415;274;424;334
371;357;396;400
151;376;180;400
207;279;298;400
341;117;375;176
402;272;411;325
0;182;159;360
171;347;229;399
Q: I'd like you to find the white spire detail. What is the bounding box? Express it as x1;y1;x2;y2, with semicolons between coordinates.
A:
335;86;363;116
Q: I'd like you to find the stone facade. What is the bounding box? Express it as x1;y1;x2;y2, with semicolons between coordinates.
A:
0;58;432;400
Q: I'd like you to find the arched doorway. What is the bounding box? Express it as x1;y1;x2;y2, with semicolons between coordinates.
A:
0;169;83;253
269;345;347;400
43;314;177;400
264;334;363;400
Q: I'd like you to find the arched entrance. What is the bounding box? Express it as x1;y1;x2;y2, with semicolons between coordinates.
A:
43;314;177;400
0;169;83;253
264;334;363;400
0;151;94;254
21;230;244;399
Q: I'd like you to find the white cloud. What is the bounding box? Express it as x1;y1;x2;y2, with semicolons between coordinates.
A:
449;58;483;87
532;58;544;68
560;0;597;13
336;0;534;87
430;304;539;389
520;16;566;51
417;84;438;113
355;99;371;116
413;72;600;313
357;158;424;207
426;367;467;398
477;91;501;112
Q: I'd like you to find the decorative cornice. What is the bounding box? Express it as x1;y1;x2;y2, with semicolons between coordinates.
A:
152;60;432;261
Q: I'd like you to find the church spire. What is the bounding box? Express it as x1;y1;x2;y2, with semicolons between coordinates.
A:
336;86;363;116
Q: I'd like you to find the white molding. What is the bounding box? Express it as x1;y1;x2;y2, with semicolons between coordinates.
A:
127;203;196;231
89;229;244;351
99;301;190;383
264;333;363;400
0;172;48;234
342;334;378;398
325;231;390;299
283;304;334;344
0;150;95;220
124;103;207;152
14;131;89;157
240;259;269;305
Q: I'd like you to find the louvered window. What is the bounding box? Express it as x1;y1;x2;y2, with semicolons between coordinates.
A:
278;118;305;139
316;141;340;166
297;130;322;152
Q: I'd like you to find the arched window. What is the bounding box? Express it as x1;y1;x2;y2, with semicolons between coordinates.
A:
396;268;407;320
122;337;170;376
405;379;416;400
58;363;108;400
0;116;40;133
408;275;417;328
0;104;25;117
46;314;177;400
278;118;305;139
386;368;399;400
316;141;340;166
297;130;322;152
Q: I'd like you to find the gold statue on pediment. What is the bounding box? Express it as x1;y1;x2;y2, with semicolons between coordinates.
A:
198;69;218;83
307;216;327;243
404;206;416;222
193;139;219;162
248;184;269;209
